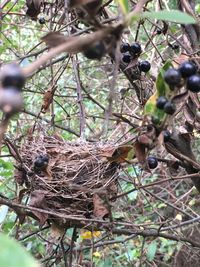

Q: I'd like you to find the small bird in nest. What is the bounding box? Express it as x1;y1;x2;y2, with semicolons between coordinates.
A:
33;154;52;179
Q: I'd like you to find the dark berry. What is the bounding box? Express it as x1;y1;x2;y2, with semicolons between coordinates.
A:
0;64;25;90
171;44;179;50
138;60;151;73
168;43;179;50
187;74;200;93
164;68;181;86
83;41;105;60
147;156;158;169
179;61;197;78
156;28;162;35
120;43;130;53
130;42;141;55
39;17;45;24
163;130;171;142
163;101;176;115
156;96;168;109
122;52;131;63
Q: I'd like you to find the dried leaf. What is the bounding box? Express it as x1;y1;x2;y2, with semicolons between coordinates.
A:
93;194;108;218
111;145;134;162
42;90;53;113
51;223;65;239
184;104;195;125
124;58;138;71
14;168;27;186
172;91;188;104
134;141;146;163
173;54;189;67
29;190;48;225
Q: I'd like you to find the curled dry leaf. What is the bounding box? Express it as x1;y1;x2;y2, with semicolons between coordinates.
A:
42;90;53;113
93;193;109;218
124;58;138;71
29;190;49;225
100;145;134;163
134;141;146;163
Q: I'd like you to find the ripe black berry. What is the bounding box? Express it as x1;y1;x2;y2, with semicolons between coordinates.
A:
171;44;179;50
147;156;158;169
156;28;162;35
130;42;141;55
164;68;181;86
138;60;151;73
156;96;168;109
122;52;131;63
39;17;45;24
83;41;105;60
168;43;179;50
120;43;130;53
163;101;176;115
163;130;171;142
0;64;25;90
179;61;197;78
186;74;200;93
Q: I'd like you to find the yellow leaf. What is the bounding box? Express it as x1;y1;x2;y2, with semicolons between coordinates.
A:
93;252;101;258
81;230;101;239
175;214;182;221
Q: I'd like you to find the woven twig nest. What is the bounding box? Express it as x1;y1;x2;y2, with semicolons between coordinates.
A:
15;134;124;227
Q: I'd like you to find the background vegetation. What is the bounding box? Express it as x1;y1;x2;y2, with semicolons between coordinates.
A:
1;0;200;266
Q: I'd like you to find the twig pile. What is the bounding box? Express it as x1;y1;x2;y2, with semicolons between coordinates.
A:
16;134;120;226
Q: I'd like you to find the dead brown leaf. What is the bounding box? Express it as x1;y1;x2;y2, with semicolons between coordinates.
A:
134;141;146;163
93;194;108;218
29;190;49;225
124;58;138;71
109;145;133;163
42;90;53;113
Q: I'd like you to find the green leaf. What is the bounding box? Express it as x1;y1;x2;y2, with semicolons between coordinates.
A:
0;234;39;267
116;0;129;15
156;60;173;96
143;10;196;24
146;241;157;262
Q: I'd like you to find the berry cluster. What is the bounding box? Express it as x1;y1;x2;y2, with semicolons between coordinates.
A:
120;42;151;73
156;61;199;116
156;96;176;115
0;64;25;116
164;61;200;92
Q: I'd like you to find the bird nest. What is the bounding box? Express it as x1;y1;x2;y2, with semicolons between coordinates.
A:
14;134;123;227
